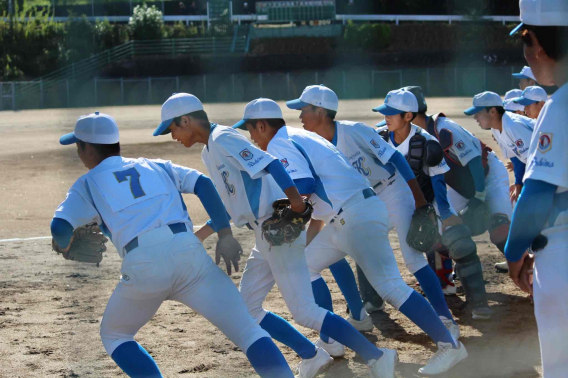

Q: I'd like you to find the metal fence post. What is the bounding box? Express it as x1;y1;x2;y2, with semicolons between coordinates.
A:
206;2;210;29
94;77;98;106
72;63;75;79
176;76;180;92
172;39;176;56
66;79;70;108
120;77;125;105
232;74;235;100
148;77;152;103
91;0;95;16
11;82;16;111
259;73;262;97
483;66;487;90
40;79;44;108
315;71;318;84
107;50;111;65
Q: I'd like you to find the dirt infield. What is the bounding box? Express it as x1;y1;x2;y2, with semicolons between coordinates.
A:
0;99;541;377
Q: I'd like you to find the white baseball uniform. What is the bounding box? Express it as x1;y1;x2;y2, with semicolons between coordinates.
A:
202;124;329;331
333;120;427;274
54;156;269;356
492;112;535;163
523;82;568;378
267;126;413;310
431;117;512;219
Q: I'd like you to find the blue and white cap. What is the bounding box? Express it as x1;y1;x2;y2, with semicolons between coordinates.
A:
512;66;536;81
513;86;548;105
154;93;204;136
504;89;523;101
286;84;339;111
60;112;119;145
504;99;525;112
464;91;503;115
233;98;283;129
510;0;568;35
373;89;418;115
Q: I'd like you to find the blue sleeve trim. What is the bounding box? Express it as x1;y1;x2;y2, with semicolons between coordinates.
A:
388;150;415;182
51;217;74;249
467;156;486;192
431;174;452;220
194;175;231;232
294;178;316;195
504;179;556;262
511;157;526;185
206;211;231;233
265;159;296;192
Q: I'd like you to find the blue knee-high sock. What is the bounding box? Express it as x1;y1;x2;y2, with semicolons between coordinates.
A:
414;266;454;322
399;291;456;347
329;258;364;321
111;341;162;378
246;337;294;378
259;312;317;359
311;277;334;343
321;312;382;362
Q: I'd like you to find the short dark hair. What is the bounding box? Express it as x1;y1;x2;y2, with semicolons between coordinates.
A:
312;105;337;121
399;112;417;122
78;140;120;158
248;118;286;129
418;105;428;115
521;25;568;61
173;110;210;128
485;106;506;115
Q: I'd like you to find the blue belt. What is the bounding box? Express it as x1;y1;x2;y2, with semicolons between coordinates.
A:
334;188;376;219
246;220;259;230
124;222;188;254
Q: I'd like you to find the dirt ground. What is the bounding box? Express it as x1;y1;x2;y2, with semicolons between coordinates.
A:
0;99;541;377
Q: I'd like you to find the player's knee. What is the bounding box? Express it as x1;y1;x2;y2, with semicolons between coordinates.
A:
489;214;510;253
248;306;268;324
441;224;477;260
375;280;413;310
289;304;326;331
100;324;134;356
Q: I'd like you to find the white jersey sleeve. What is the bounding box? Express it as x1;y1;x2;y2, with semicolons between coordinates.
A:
501;112;535;163
213;127;276;179
266;135;313;181
149;159;202;194
350;122;395;165
435;117;481;166
54;179;101;229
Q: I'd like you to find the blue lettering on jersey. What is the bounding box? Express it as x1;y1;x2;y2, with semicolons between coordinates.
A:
216;164;226;170
113;167;146;199
532;158;554;168
352;156;371;177
221;170;236;195
459;149;472;159
247;156;265;167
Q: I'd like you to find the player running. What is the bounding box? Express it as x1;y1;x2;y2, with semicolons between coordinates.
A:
50;112;296;378
236;97;468;376
506;1;568;376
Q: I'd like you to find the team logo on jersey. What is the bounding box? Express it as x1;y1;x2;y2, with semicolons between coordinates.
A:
221;171;236;195
538;133;552;153
455;140;465;151
239;149;253;161
370;139;380;149
280;158;289;168
352;156;371;177
515;139;525;149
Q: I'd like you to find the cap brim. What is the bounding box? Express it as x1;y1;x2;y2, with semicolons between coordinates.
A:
510;22;524;36
375;120;387;127
464;106;486;116
232;119;249;130
60;133;80;145
153;118;174;136
514;97;537;106
512;73;531;80
372;104;405;115
286;99;311;110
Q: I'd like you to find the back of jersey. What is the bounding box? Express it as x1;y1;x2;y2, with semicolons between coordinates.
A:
66;156;195;256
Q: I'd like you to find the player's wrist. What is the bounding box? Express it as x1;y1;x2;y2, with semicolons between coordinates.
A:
217;227;233;239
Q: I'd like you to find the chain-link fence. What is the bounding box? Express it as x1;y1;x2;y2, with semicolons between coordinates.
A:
1;65;526;111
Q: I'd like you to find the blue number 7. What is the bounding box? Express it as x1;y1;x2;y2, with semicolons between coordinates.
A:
113;167;146;199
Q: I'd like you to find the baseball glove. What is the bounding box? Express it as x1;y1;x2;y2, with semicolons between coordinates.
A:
459;197;491;236
406;204;439;252
261;199;313;247
52;223;108;265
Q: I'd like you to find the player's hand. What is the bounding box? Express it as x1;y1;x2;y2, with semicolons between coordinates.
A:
441;215;462;231
215;229;242;275
510;184;522;204
508;251;534;294
505;161;514;172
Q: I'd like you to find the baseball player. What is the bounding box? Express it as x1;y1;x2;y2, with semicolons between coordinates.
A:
464;92;535;205
506;1;568;376
153;93;399;378
512;65;538;90
285;85;459;345
236;97;468;376
504;89;526;115
374;89;493;320
50;112;296;378
512;86;548;119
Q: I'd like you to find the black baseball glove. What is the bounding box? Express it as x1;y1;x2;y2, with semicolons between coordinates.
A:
261;199;313;247
406;204;439;252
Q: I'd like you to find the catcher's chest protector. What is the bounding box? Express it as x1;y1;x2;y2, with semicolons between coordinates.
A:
379;128;435;203
426;114;491;200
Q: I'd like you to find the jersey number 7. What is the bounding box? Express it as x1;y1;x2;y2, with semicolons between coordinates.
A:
113;167;146;199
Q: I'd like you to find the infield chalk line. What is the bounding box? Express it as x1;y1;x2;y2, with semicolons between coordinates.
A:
0;225;214;243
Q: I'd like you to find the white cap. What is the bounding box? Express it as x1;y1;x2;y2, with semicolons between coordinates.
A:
504;89;523;101
233;98;283;129
513;85;548;105
504;99;525;112
512;66;537;81
464;91;503;115
286;84;339;112
154;93;204;136
511;0;568;35
372;89;418;115
60;112;119;145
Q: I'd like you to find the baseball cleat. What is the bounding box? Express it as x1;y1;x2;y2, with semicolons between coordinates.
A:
364;301;386;313
418;341;468;376
347;308;374;332
495;261;509;272
295;347;333;378
440;316;460;341
369;348;398;378
471;306;493;320
315;338;345;358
